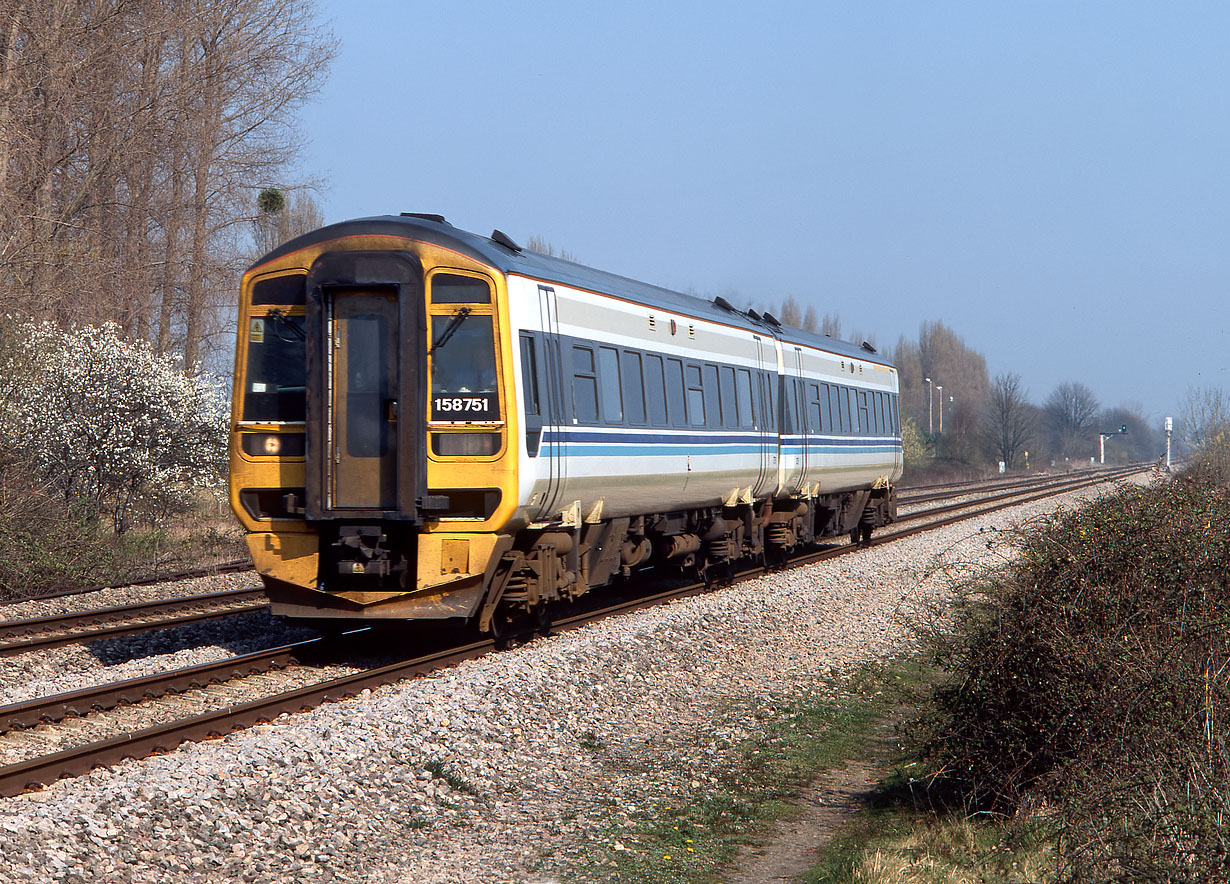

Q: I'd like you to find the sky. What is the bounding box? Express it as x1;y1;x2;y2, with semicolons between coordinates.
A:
296;0;1230;423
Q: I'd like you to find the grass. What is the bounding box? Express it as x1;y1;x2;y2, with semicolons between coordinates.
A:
802;807;1055;884
572;664;920;883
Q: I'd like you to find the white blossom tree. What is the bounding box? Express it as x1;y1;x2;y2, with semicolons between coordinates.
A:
1;319;228;532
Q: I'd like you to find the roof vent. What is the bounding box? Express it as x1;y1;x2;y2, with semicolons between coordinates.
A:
747;309;762;321
762;312;782;327
491;229;522;252
400;212;447;224
713;296;737;312
861;341;877;353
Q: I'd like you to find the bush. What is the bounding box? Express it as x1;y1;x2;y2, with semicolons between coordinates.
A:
0;318;227;533
917;475;1230;882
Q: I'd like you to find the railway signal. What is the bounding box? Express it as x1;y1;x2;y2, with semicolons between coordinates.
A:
1099;425;1129;464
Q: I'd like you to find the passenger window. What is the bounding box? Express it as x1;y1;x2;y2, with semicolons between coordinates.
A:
598;346;622;422
645;354;667;425
720;367;737;428
829;385;843;433
431;273;491;304
820;383;831;433
703;364;721;428
520;335;540;417
572;346;598;423
621;351;646;425
808;383;823;433
666;358;687;427
686;364;705;427
780;379;795;435
858;391;870;434
736;369;754;428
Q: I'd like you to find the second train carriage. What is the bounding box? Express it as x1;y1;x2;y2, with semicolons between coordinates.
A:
229;214;904;632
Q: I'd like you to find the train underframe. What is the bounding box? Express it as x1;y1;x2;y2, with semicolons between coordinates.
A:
262;485;896;635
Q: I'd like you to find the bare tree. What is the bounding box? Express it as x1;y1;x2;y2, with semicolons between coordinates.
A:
801;303;819;333
1045;381;1100;457
0;0;336;368
983;373;1035;468
1179;386;1230;451
777;296;802;327
525;235;576;262
821;312;841;337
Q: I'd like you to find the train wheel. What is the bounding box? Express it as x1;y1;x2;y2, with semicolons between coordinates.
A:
859;524;873;546
849;527;861;545
532;603;553;636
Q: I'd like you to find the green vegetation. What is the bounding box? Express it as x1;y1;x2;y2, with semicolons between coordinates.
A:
574;667;913;883
809;466;1230;883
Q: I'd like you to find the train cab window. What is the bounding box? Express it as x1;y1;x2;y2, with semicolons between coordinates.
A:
431;274;491;304
644;355;667;425
571;345;599;423
685;364;705;427
736;369;754;429
243;311;306;421
430;313;500;421
251;274;306;306
666;358;686;427
598;347;623;422
621;351;647;425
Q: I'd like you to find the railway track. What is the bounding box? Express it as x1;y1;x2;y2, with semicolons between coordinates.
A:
0;558;254;606
0;464;1145;798
0;468;1128;658
0;587;268;657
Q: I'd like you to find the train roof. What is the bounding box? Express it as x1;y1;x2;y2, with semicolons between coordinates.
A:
256;213;895;369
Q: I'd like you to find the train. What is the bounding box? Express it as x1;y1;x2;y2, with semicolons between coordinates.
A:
228;214;904;634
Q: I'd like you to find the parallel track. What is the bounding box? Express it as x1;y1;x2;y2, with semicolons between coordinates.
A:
0;588;268;657
0;465;1146;798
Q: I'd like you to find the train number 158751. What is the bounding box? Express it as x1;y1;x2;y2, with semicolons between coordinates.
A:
432;394;496;420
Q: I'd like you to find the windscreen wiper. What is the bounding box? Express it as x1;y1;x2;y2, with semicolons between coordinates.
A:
430;306;471;353
267;308;306;341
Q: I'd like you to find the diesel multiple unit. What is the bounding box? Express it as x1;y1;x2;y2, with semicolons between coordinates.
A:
229;214;904;633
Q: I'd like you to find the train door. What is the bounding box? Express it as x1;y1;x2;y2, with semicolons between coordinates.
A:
532;284;566;521
328;292;399;510
752;336;778;498
304;250;426;521
792;347;809;492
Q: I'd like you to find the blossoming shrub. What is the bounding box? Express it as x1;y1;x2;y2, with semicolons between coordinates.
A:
916;472;1230;881
0;318;229;594
2;319;227;532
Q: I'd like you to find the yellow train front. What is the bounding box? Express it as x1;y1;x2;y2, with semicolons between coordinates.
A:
230;214;521;623
230;213;904;632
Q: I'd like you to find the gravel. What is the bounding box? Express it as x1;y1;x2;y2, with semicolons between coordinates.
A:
0;477;1152;883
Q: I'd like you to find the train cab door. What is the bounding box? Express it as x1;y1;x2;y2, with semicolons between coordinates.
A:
752;336;778;498
305;250;426;521
530;284;566;521
328;292;399;510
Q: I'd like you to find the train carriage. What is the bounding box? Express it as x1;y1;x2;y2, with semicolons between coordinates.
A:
229;214;903;632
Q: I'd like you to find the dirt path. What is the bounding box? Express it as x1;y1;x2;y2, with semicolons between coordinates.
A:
721;718;901;883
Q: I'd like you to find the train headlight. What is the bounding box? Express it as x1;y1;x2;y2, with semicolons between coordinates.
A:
241;433;305;458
